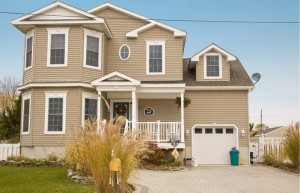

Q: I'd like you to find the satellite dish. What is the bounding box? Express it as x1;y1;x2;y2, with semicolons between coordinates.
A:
251;73;261;84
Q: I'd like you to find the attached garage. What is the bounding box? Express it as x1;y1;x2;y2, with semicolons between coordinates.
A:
192;125;238;165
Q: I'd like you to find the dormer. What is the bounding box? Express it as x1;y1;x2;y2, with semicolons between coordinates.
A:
190;44;236;82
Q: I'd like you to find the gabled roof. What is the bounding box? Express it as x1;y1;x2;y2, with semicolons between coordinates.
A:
11;1;112;37
91;71;140;86
191;43;236;62
256;126;285;136
88;2;186;38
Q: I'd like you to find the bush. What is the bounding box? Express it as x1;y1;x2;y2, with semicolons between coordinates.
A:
283;122;299;168
47;153;58;161
142;142;165;165
263;151;284;167
65;117;148;193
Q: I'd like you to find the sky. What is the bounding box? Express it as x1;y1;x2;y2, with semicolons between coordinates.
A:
0;0;299;127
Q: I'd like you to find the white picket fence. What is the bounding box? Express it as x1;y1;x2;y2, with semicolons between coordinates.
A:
250;135;284;162
0;143;20;160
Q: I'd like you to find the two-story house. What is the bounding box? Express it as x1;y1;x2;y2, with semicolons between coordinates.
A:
12;2;254;165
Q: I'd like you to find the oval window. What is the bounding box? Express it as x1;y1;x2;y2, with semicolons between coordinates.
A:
119;44;130;61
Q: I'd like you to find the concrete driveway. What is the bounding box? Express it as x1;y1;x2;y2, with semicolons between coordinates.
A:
130;165;299;193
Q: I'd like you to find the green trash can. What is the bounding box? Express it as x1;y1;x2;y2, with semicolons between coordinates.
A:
229;150;239;166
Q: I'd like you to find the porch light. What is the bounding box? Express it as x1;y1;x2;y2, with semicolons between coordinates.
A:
241;130;245;137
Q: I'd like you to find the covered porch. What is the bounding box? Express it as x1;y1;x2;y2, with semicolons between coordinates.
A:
91;72;186;149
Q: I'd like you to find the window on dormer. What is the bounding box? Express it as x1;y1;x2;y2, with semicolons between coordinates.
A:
146;40;165;75
83;28;102;70
204;53;222;79
47;28;69;67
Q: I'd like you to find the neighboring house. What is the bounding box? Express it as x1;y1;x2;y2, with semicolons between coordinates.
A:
12;2;254;165
255;126;286;138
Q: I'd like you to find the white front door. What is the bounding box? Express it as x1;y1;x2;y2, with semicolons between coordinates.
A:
192;127;237;165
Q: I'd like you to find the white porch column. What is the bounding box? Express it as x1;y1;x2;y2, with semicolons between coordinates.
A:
97;91;102;130
180;92;185;142
131;90;137;130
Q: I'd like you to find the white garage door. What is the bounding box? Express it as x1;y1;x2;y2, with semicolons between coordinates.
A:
192;126;238;165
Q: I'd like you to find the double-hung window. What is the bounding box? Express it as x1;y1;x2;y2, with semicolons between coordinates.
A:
146;40;165;75
83;28;102;70
44;92;67;134
22;94;31;134
47;28;69;66
25;30;34;69
82;92;98;126
204;53;222;79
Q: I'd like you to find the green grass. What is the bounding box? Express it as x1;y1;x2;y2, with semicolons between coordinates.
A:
0;166;94;193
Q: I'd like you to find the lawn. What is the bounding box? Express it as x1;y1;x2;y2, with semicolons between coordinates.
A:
0;166;94;193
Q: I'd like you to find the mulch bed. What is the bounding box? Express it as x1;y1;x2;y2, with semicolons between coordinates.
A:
259;163;299;174
140;164;184;171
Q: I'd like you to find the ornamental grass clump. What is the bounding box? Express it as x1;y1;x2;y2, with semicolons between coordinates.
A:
65;116;147;193
283;122;299;168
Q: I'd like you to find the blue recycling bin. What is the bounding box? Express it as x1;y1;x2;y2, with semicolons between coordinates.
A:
229;150;239;166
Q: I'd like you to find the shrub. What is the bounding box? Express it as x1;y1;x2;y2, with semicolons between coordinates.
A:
283;122;299;168
47;153;58;161
263;151;284;167
142;142;165;165
65;117;148;193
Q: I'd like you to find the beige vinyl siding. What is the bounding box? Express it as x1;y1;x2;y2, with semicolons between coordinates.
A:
196;49;230;81
138;99;180;122
20;89;33;146
23;68;34;84
30;87;81;146
94;8;183;81
102;35;108;76
184;90;249;147
34;26;82;82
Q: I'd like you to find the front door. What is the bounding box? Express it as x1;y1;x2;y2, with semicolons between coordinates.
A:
112;102;131;120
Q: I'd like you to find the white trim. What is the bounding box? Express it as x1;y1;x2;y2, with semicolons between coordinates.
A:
88;2;186;38
24;29;34;70
11;2;104;25
140;83;185;88
44;91;68;134
47;27;70;67
204;53;222;79
191;124;239;163
21;94;31;135
17;82;93;91
191;44;236;62
119;44;131;61
185;86;255;91
91;71;140;86
83;28;102;70
146;40;165;75
82;92;98;127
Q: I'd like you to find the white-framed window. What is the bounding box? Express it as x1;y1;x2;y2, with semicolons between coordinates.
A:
47;28;69;67
119;44;130;61
146;40;165;75
83;28;102;70
82;92;98;126
204;53;222;79
44;91;67;134
22;94;31;134
24;30;34;70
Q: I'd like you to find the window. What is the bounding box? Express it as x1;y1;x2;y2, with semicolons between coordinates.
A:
195;128;202;134
146;40;165;75
204;53;222;79
25;30;34;69
22;94;31;134
82;92;98;126
226;128;234;134
205;128;213;134
44;92;67;134
215;128;223;134
83;28;102;70
47;28;69;66
119;44;130;61
85;99;97;120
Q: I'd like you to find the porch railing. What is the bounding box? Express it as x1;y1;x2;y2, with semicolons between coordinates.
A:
124;120;181;142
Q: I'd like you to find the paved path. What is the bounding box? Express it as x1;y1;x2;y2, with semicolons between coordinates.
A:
129;165;299;193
